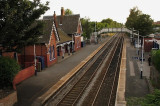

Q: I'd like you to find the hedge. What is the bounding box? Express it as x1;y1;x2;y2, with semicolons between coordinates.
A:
0;57;20;89
151;50;160;72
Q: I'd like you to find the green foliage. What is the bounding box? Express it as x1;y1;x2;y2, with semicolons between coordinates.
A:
151;50;160;71
0;57;20;89
81;18;93;39
141;89;160;106
101;18;122;28
135;14;153;36
126;97;144;106
127;89;160;106
125;7;153;36
125;7;142;29
0;0;49;52
65;8;73;15
81;17;123;39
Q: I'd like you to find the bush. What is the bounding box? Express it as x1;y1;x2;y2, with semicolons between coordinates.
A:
141;89;160;106
127;89;160;106
151;50;160;72
0;57;20;89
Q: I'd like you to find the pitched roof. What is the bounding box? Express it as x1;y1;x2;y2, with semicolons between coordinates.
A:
57;28;72;44
37;19;54;44
37;19;60;44
43;14;80;34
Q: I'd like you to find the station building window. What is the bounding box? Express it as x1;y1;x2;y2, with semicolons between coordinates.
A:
49;46;55;61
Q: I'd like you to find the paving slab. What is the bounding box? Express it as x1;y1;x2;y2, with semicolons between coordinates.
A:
125;36;150;98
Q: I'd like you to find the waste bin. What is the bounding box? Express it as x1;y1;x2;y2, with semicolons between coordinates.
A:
36;56;45;70
36;62;41;72
81;41;85;47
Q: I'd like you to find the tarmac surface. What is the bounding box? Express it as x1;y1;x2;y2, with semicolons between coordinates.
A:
125;36;150;98
15;38;108;106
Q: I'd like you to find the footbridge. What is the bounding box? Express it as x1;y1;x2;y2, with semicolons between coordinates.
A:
92;28;133;35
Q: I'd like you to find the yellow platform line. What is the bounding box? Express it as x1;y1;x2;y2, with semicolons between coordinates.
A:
115;37;127;106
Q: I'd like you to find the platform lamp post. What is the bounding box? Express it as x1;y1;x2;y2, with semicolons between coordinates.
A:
140;36;144;79
137;31;140;55
95;21;97;44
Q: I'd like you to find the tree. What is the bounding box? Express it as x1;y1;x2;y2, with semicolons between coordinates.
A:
96;22;105;31
125;7;142;29
81;18;93;39
101;18;122;28
125;7;153;36
0;0;49;52
135;14;153;36
65;8;73;15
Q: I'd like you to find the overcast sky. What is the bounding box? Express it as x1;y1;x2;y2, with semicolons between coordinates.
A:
41;0;160;24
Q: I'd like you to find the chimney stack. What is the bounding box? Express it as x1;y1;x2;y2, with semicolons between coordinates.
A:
53;11;58;27
60;7;65;25
61;7;65;16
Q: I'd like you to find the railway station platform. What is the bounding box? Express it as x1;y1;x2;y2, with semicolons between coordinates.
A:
125;36;150;98
15;37;109;106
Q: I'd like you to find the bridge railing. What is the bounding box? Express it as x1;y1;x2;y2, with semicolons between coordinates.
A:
91;28;133;36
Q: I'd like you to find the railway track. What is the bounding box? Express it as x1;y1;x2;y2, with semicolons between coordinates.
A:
91;35;124;106
54;34;122;106
45;33;124;106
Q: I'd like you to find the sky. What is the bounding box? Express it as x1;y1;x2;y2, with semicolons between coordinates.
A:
41;0;160;24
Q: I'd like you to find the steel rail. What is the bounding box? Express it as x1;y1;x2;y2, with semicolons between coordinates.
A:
56;35;120;106
91;35;123;106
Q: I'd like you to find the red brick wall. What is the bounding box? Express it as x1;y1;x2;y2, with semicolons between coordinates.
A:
23;45;47;56
144;38;153;52
74;36;81;51
144;38;160;52
46;53;57;67
13;66;35;90
46;31;58;67
2;52;14;58
0;91;17;106
19;28;58;67
77;21;82;34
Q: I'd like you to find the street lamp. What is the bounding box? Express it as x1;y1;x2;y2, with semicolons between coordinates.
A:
137;31;140;55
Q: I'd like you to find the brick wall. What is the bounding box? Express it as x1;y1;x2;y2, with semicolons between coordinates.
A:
46;53;57;67
13;66;35;90
144;38;153;52
77;21;82;34
45;29;58;67
0;91;17;106
144;38;160;52
74;36;81;51
2;52;14;58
